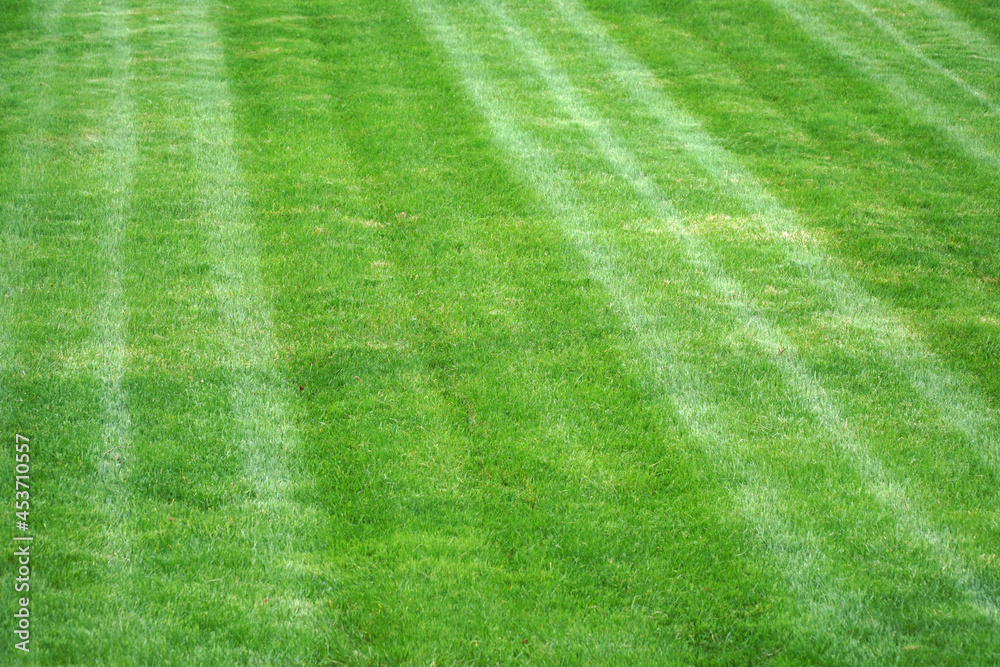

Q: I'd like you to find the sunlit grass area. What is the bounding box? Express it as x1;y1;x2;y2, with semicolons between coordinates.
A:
1;0;998;664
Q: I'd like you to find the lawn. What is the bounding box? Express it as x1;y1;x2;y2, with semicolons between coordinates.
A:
1;0;998;664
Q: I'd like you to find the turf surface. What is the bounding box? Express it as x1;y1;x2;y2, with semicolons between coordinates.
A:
1;0;999;664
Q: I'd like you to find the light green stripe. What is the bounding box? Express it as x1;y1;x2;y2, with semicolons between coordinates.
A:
485;0;997;618
0;0;66;432
1;0;66;246
411;0;891;659
899;0;1000;65
554;0;1000;494
837;0;1000;114
178;0;314;635
182;0;289;532
763;0;1000;172
92;0;137;575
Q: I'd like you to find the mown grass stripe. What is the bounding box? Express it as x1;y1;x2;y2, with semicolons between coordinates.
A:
554;0;1000;485
411;0;893;659
0;0;66;259
0;0;66;522
0;2;67;595
213;4;778;658
764;0;1000;173
91;0;137;576
837;0;1000;114
183;0;285;528
483;0;998;618
900;0;1000;65
0;1;100;659
179;0;304;606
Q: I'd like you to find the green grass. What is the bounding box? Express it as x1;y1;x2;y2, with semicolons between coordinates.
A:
1;0;999;664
